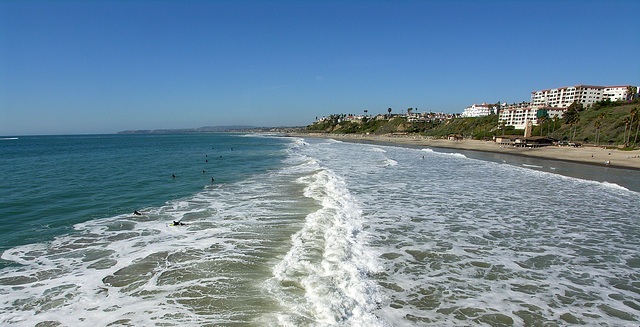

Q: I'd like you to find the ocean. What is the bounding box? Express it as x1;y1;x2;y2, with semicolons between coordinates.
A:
1;133;639;326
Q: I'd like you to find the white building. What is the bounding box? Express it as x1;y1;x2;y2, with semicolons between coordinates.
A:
461;103;496;117
531;84;637;108
499;106;565;130
501;101;531;110
603;85;634;101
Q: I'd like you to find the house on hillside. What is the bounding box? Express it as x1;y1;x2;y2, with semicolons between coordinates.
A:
461;103;496;117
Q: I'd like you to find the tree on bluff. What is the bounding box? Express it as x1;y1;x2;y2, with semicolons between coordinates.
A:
564;102;582;141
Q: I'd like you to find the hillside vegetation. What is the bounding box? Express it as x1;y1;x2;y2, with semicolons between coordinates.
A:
307;99;640;148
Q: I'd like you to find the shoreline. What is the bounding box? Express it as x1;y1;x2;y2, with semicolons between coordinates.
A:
290;133;640;171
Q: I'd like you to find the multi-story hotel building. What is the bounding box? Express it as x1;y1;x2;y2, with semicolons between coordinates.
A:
603;86;634;102
531;85;636;108
499;106;565;130
500;101;531;110
461;103;496;117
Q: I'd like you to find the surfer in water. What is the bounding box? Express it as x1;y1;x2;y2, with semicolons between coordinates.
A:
133;210;142;215
172;221;188;226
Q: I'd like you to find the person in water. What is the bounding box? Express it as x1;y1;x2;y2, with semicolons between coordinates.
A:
172;221;186;226
134;210;142;215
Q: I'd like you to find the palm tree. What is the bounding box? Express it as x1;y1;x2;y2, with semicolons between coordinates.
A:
632;107;640;146
538;116;547;136
623;117;631;146
572;114;580;141
552;116;559;136
627;86;638;101
628;107;639;146
598;112;606;123
594;120;602;145
564;108;580;141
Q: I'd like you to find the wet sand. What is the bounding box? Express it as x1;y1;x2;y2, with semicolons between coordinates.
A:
292;133;640;170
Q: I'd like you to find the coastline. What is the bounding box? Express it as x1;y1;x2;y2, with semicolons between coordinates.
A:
290;133;640;171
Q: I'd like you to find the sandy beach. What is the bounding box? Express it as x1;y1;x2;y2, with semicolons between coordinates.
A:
292;133;640;170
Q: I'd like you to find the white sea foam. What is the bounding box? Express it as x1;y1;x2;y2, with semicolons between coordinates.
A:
600;181;632;192
420;147;467;159
522;163;544;168
0;142;321;326
267;166;387;326
2;135;639;326
367;147;387;153
381;158;398;166
293;138;640;326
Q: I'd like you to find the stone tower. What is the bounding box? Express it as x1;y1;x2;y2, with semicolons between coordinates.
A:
524;121;533;137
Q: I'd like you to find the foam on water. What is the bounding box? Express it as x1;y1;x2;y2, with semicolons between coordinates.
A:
598;181;635;194
421;147;467;159
522;163;544;168
2;135;639;326
381;158;398;166
0;137;317;326
267;157;387;326
297;138;640;326
367;147;387;153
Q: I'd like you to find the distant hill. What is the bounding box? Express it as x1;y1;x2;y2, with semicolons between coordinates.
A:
117;125;258;134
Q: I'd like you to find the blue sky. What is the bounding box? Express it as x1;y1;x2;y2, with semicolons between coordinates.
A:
1;0;639;135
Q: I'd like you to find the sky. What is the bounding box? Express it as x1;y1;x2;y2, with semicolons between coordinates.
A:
1;0;639;135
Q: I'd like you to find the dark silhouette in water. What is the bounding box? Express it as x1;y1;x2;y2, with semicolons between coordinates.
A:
172;174;176;178
133;210;142;215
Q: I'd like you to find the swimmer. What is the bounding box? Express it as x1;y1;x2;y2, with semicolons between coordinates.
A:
133;210;142;215
172;174;176;178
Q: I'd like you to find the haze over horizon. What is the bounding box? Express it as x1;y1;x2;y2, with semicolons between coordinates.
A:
2;0;639;136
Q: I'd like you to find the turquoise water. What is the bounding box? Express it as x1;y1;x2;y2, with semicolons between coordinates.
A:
1;134;639;326
0;134;289;262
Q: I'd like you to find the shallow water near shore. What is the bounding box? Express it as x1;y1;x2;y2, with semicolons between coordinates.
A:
429;146;640;193
1;134;639;326
338;137;640;193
